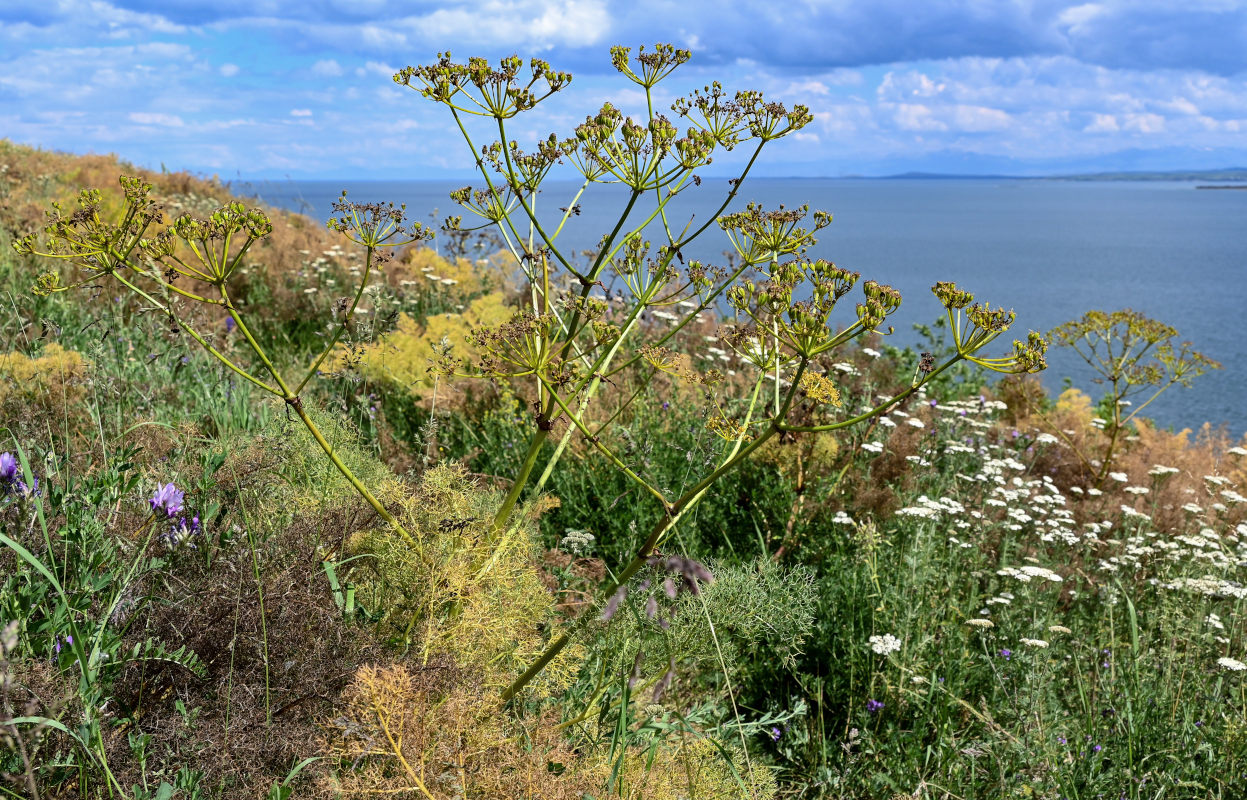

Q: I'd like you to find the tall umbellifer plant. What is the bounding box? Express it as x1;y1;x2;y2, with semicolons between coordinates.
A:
1048;309;1220;486
15;44;1047;702
14;182;433;548
391;44;1048;700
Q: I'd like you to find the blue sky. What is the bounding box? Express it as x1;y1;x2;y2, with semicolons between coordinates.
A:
2;0;1246;177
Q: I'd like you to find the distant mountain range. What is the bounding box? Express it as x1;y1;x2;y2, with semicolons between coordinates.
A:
869;168;1247;182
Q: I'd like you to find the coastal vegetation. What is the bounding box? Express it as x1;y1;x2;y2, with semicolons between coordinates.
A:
2;45;1245;800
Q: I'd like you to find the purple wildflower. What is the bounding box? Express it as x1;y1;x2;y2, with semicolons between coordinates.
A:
865;699;885;714
770;726;782;742
163;515;201;547
149;483;184;517
0;452;17;484
1000;648;1013;660
224;317;236;333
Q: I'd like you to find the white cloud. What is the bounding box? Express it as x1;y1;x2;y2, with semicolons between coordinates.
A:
128;112;184;127
290;108;312;117
892;104;948;132
1122;112;1165;133
219;63;239;77
311;59;343;77
1084;113;1119;132
416;0;611;49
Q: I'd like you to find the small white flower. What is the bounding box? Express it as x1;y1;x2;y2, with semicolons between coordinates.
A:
1087;488;1103;497
1020;638;1049;648
1217;657;1247;672
1048;625;1072;635
869;634;903;655
1149;464;1180;476
302;287;318;294
1124;486;1149;495
1226;447;1247;456
965;618;994;628
1108;472;1129;483
906;417;925;428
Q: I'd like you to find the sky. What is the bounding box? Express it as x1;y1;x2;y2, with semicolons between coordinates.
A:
2;0;1247;178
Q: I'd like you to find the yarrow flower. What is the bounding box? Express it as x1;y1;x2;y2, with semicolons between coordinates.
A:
869;634;902;655
1217;657;1247;672
1020;638;1049;648
149;483;185;517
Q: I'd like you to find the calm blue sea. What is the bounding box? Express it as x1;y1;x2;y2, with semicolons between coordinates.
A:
235;177;1247;435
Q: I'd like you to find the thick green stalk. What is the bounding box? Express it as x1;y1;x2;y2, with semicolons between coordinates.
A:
490;425;551;533
289;400;417;548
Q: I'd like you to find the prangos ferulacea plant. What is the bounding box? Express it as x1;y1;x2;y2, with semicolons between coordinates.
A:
390;44;1048;700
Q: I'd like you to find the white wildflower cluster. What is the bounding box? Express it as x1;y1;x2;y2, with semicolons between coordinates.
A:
997;565;1063;584
1217;657;1247;672
891;396;1247;626
1019;638;1049;648
1164;576;1247;599
869;634;903;655
559;528;595;556
897;495;965;520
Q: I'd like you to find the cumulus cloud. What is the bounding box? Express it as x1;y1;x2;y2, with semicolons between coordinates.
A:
311;58;343;76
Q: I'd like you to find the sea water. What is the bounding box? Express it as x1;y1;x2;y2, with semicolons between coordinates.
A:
237;177;1247;435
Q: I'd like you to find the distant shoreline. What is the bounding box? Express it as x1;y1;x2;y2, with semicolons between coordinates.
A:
1196;185;1247;190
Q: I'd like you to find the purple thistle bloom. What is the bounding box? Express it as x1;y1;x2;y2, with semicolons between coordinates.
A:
865;699;885;714
149;483;185;517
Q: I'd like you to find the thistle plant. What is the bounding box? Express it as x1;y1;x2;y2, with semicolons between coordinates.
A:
1048;309;1220;486
393;44;1048;700
14;183;432;546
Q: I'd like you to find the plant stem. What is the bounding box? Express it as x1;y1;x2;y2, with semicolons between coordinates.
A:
490;425;551;533
289;400;417;547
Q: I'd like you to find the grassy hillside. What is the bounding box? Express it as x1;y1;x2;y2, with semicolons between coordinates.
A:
2;139;1246;799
